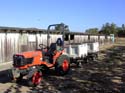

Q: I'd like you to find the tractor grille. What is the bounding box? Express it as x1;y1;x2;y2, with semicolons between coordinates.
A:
13;55;33;67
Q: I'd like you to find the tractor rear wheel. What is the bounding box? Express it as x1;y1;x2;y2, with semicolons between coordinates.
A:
55;55;70;75
28;71;42;87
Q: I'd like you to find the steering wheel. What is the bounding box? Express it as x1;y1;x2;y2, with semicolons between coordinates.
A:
39;44;47;50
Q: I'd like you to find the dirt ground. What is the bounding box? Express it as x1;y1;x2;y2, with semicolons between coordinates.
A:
0;39;125;93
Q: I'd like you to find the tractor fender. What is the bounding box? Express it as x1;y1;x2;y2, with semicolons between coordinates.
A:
27;66;38;79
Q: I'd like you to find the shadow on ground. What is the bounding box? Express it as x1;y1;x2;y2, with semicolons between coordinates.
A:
0;46;125;93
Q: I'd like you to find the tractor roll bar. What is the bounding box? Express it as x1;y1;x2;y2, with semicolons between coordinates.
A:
47;23;66;47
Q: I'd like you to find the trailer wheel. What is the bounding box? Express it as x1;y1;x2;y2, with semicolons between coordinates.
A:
88;55;93;62
84;57;89;63
95;53;98;59
55;55;70;75
28;71;42;87
92;54;98;61
93;55;96;61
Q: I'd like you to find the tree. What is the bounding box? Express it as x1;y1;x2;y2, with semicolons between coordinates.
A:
110;23;117;34
85;28;99;34
117;24;125;37
55;23;69;32
100;22;117;35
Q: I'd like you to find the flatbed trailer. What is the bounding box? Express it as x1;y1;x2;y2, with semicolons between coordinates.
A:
64;42;99;66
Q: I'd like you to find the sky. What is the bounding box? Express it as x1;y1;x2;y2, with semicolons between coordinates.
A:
0;0;125;32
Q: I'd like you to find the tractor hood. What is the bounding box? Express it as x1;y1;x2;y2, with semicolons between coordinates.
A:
15;51;42;58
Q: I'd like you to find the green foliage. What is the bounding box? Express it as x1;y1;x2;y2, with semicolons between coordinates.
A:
117;24;125;37
55;23;69;32
85;28;99;34
84;23;125;37
100;22;117;35
55;24;63;30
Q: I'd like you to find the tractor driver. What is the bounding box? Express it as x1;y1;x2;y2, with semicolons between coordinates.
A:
52;38;64;63
45;38;63;56
56;38;64;51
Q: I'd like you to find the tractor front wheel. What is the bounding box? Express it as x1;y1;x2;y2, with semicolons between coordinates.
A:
28;71;42;87
55;55;70;75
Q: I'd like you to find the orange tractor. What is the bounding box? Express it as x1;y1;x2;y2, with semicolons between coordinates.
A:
9;23;70;86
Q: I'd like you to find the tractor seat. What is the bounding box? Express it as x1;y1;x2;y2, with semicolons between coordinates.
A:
49;43;56;52
45;43;56;56
42;43;56;63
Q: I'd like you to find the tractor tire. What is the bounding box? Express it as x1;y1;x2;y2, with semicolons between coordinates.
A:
55;55;70;75
40;65;50;75
28;71;42;87
16;74;23;83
